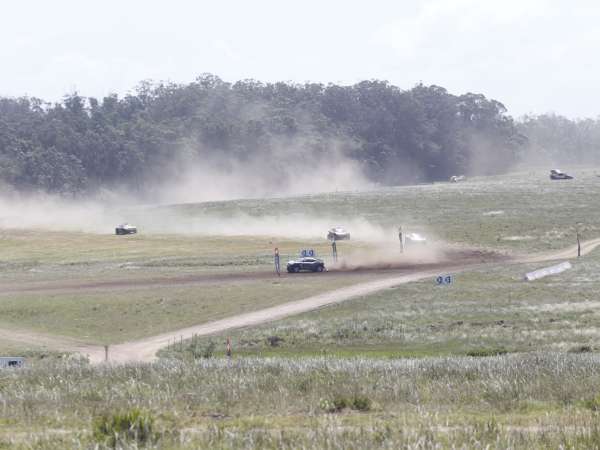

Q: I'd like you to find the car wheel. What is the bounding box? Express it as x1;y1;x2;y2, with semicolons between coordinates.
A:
294;266;300;273
316;265;324;272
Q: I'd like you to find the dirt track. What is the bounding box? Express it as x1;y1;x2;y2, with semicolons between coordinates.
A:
3;239;600;364
0;247;505;297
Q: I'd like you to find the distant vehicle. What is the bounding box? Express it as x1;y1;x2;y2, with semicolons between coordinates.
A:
287;257;325;273
115;223;137;235
0;357;24;368
450;175;466;183
327;226;350;241
550;169;573;180
405;232;427;246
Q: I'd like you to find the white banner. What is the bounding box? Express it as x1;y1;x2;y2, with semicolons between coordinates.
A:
525;261;572;281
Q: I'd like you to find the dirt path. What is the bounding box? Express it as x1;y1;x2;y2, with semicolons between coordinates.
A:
0;247;502;297
104;268;452;363
522;237;600;262
0;327;104;361
4;239;600;364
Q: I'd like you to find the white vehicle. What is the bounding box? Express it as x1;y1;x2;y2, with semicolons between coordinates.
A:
327;226;350;241
115;223;137;235
404;232;427;246
450;175;466;183
550;169;573;180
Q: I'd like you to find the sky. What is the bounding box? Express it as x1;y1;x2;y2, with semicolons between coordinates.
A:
1;0;599;119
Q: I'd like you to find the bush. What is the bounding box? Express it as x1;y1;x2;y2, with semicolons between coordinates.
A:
466;348;508;357
568;344;592;353
93;408;156;448
472;418;500;442
319;394;372;413
266;335;284;347
192;341;216;359
582;394;600;411
319;395;348;413
351;395;372;411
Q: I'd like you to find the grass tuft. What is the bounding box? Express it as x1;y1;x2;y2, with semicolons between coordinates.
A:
93;408;156;448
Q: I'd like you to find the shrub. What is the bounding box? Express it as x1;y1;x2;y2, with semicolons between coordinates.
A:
319;395;348;413
192;341;216;359
582;394;600;411
266;335;284;347
472;418;500;442
351;395;372;411
466;347;508;357
319;394;371;413
568;344;592;353
93;408;156;448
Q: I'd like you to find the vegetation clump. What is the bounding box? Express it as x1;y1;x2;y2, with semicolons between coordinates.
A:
266;335;284;347
568;344;593;353
320;394;372;413
191;341;216;359
93;408;156;448
466;347;508;357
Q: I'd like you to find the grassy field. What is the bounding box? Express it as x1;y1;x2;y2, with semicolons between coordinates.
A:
2;354;600;448
165;247;600;360
1;169;600;448
0;229;338;284
0;273;378;344
153;168;600;252
2;168;599;287
1;168;597;349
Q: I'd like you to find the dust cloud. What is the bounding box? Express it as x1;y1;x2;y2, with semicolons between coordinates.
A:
330;240;445;270
0;189;393;241
0;133;381;236
0;193;120;233
144;136;374;204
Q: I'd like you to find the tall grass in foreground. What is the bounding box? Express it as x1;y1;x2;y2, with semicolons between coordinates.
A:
1;353;600;448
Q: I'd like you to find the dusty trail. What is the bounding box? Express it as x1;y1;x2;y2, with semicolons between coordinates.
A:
105;268;452;363
0;248;500;297
3;239;600;363
521;237;600;263
0;327;104;361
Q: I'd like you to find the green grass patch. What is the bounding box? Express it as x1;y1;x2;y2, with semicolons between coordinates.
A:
169;249;600;360
0;274;372;343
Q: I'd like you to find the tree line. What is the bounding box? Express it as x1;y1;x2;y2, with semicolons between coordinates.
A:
0;74;595;195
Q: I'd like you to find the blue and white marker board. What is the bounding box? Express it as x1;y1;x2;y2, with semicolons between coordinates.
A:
436;275;454;285
301;249;315;257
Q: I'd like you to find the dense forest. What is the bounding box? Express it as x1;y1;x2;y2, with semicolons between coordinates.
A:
0;74;597;196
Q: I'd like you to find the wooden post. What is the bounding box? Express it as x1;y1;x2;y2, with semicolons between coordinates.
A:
226;337;232;358
274;247;280;277
577;231;581;258
398;226;404;253
104;345;109;362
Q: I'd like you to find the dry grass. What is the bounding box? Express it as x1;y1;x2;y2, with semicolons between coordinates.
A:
1;353;600;448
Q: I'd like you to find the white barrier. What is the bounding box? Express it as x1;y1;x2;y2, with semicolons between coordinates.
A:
524;261;572;281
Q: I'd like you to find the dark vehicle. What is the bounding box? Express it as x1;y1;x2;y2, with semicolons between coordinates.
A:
287;257;325;273
115;223;137;235
550;169;573;180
